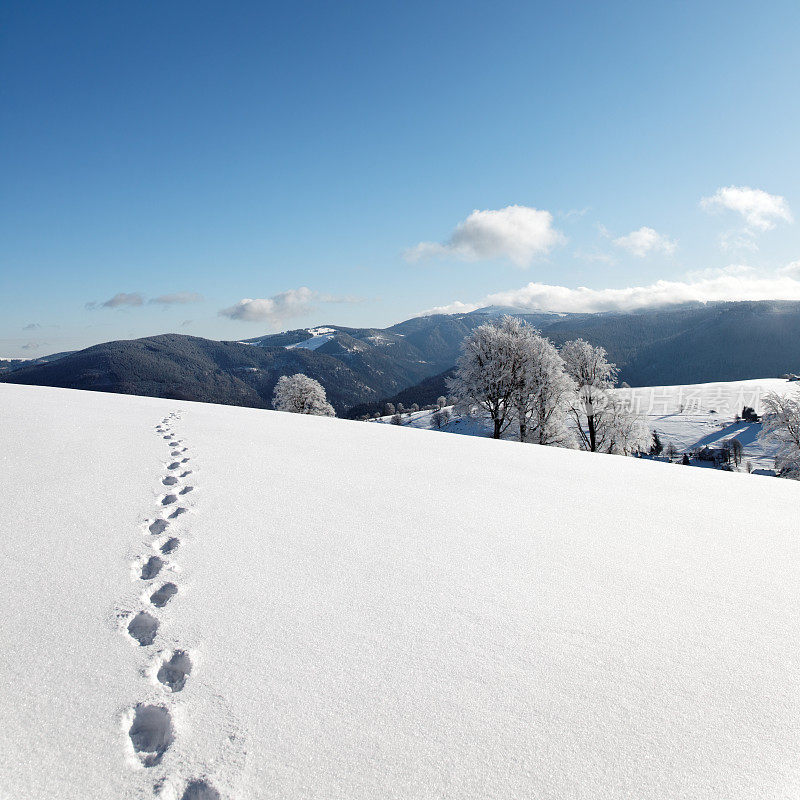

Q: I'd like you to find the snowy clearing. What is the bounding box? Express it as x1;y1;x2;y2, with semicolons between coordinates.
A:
1;383;800;799
285;333;334;351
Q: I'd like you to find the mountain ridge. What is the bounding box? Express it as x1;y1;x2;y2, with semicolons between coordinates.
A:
4;301;800;412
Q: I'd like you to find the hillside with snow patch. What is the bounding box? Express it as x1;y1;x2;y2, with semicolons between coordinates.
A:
1;383;800;799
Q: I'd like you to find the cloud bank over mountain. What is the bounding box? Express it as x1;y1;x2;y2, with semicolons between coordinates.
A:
420;267;800;315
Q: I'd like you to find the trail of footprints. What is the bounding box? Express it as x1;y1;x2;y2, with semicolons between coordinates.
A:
120;412;220;799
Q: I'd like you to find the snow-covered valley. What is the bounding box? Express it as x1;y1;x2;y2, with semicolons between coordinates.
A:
2;382;800;799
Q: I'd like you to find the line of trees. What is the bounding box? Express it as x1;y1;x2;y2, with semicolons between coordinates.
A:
447;316;648;454
266;335;800;482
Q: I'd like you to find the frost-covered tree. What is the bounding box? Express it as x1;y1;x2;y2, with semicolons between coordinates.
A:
561;339;644;455
595;395;650;456
384;402;395;417
730;438;743;468
758;389;800;479
449;316;576;444
272;374;335;417
447;316;526;439
431;408;451;429
391;412;403;425
509;322;575;446
436;396;447;409
561;339;619;452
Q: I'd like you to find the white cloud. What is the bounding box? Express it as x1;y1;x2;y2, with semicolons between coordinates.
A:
419;271;800;316
406;205;565;267
85;292;145;310
612;226;676;257
86;291;203;310
700;186;793;231
420;300;482;316
149;292;203;305
219;287;316;323
218;288;362;324
778;260;800;279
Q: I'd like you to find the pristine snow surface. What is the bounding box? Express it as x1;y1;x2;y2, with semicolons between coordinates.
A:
2;383;800;799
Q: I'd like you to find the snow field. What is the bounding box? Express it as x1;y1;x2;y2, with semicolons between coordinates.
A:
1;382;800;799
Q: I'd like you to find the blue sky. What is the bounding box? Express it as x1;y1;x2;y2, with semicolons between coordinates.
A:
3;0;800;356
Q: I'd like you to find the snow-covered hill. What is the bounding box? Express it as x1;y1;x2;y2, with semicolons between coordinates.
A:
2;383;800;799
619;378;798;470
391;377;800;473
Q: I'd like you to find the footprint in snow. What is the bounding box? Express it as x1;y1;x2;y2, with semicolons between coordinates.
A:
128;704;173;767
179;486;193;495
162;476;178;486
128;611;159;646
180;471;192;477
170;451;181;457
181;457;190;463
160;537;180;554
167;462;181;471
169;507;188;519
149;519;169;535
150;582;178;608
140;556;164;580
157;650;192;692
161;494;178;506
181;779;221;800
